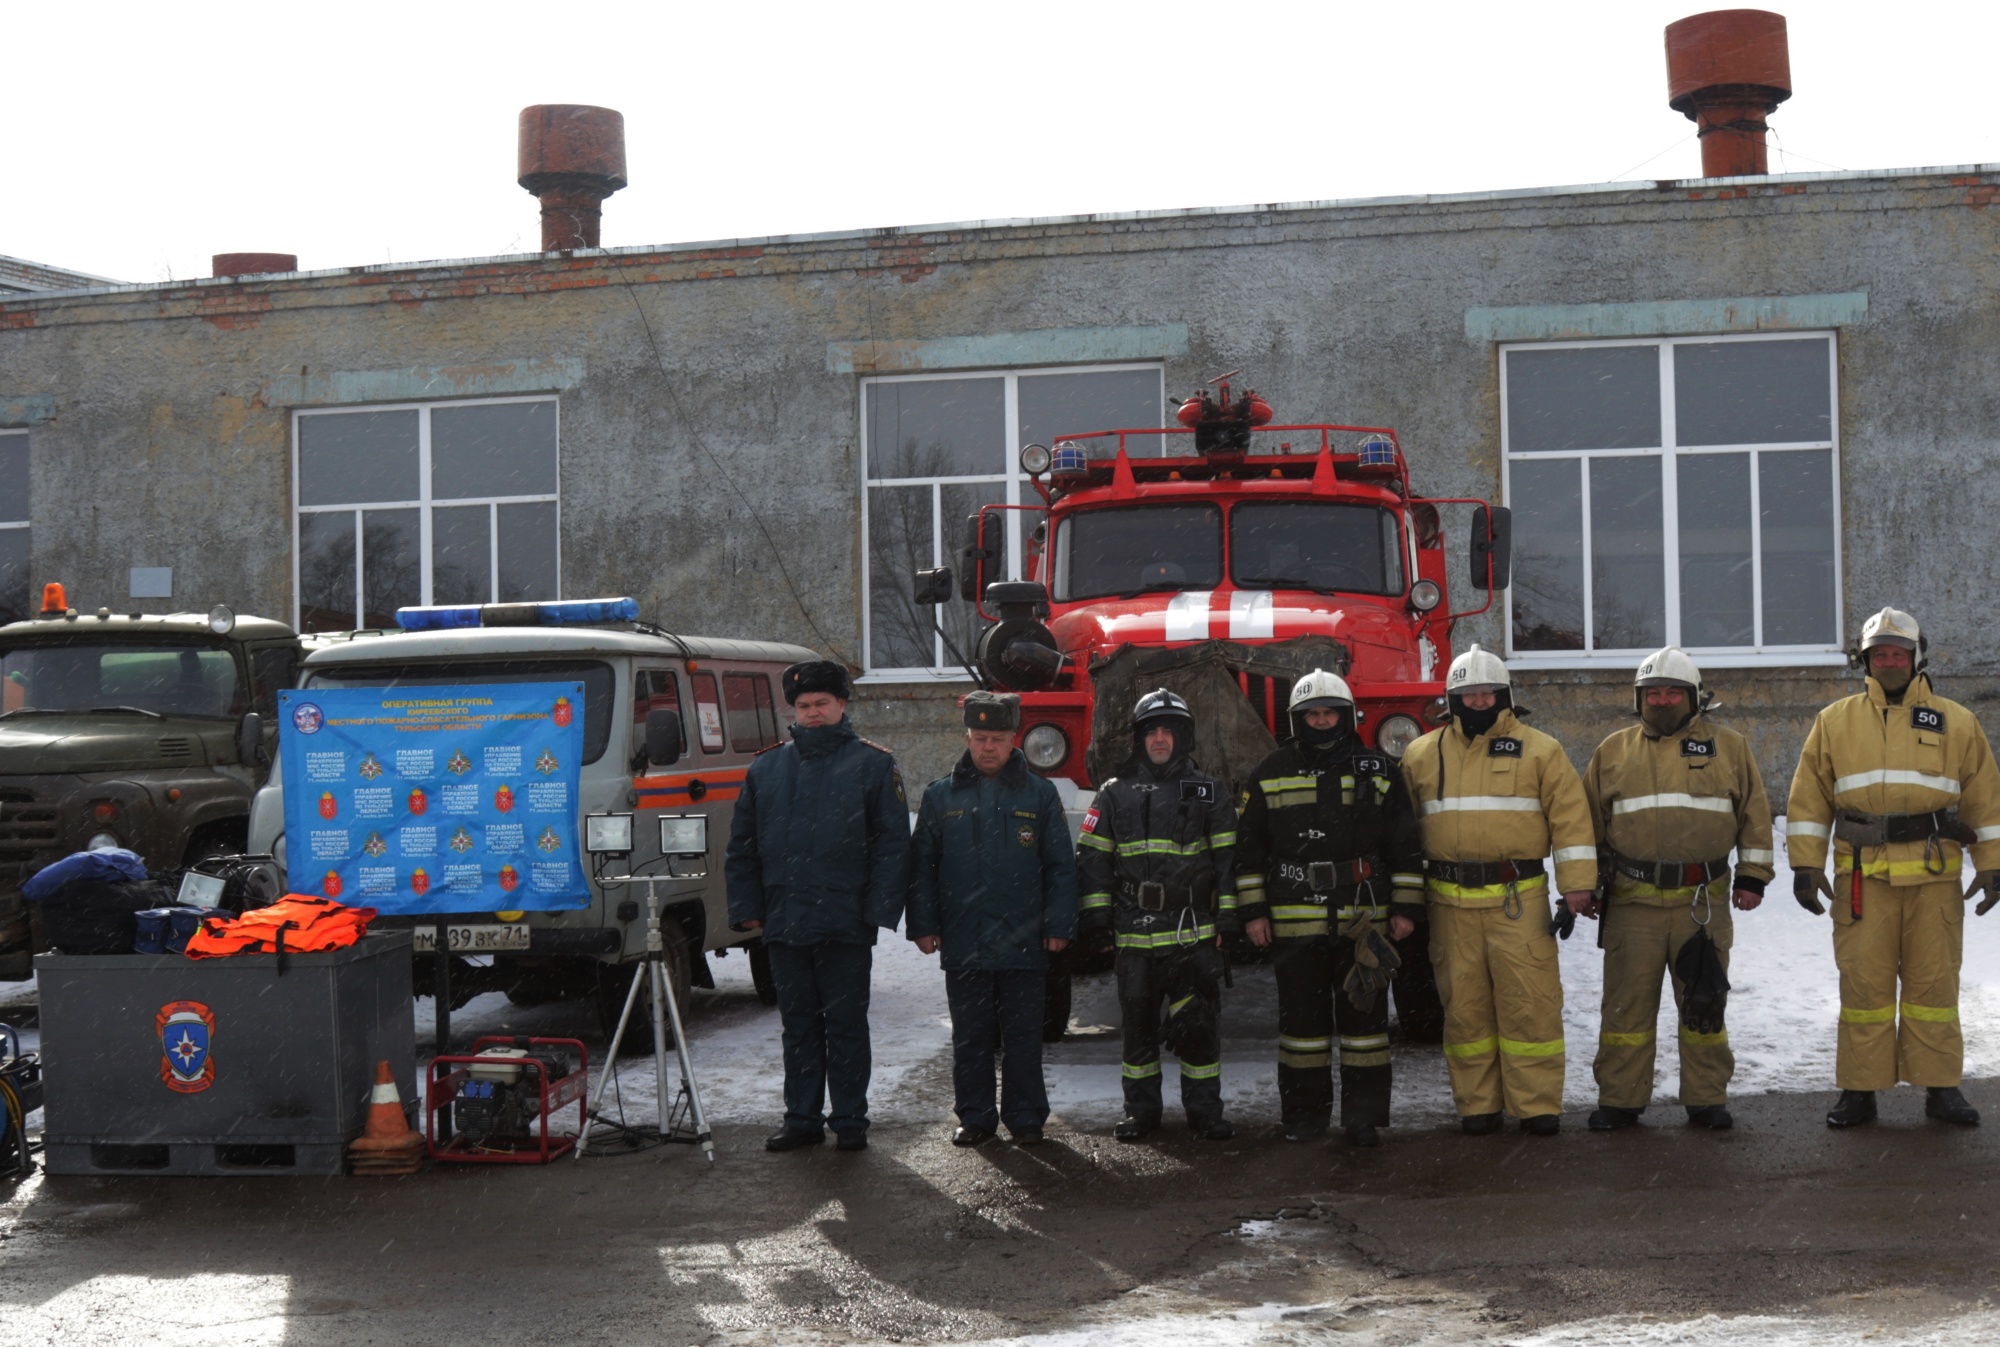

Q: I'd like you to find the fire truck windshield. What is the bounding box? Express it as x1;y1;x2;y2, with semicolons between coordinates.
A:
1053;504;1222;601
1230;502;1405;596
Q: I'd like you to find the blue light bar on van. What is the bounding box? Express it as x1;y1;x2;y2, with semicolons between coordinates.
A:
394;597;642;631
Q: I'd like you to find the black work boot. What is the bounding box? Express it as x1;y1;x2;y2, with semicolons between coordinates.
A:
1192;1116;1235;1140
1113;1115;1159;1142
1521;1114;1561;1136
1460;1112;1502;1136
1345;1124;1381;1148
1588;1106;1642;1132
1826;1090;1878;1128
1926;1087;1981;1125
1686;1105;1733;1130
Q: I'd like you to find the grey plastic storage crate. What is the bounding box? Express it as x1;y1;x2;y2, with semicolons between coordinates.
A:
37;930;415;1176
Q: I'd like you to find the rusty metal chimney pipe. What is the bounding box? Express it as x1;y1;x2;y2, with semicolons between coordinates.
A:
1665;10;1792;178
212;253;298;278
517;105;628;251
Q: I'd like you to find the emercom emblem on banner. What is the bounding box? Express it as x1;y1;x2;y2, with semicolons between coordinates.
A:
278;683;589;914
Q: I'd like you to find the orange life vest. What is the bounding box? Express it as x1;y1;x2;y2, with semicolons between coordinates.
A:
184;895;378;959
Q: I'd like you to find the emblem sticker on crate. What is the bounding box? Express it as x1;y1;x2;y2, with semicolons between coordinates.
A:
156;1000;216;1094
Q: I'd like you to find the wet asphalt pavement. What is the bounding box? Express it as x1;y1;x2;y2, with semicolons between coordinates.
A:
5;965;1999;1346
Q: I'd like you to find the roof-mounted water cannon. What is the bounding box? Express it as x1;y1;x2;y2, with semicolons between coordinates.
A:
1176;372;1272;458
975;582;1063;691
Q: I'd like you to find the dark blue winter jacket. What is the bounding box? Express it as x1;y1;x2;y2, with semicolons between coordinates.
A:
724;716;910;945
906;750;1078;971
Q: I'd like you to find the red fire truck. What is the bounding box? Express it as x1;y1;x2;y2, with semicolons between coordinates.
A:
914;377;1512;1040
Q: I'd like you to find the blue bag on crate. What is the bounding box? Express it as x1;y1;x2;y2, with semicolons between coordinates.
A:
134;908;175;955
165;906;206;955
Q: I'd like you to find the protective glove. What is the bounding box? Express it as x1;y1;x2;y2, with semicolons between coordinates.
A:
1794;869;1833;916
1340;912;1399;1012
1966;869;2000;916
1085;926;1117;959
1551;900;1577;941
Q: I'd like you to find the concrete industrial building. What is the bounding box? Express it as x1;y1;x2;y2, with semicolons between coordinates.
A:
4;20;1998;791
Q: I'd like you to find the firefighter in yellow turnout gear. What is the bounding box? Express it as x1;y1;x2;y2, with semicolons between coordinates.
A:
1403;646;1598;1135
1583;647;1774;1132
1788;608;2000;1128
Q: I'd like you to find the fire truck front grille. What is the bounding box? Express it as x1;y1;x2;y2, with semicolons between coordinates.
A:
1237;673;1284;740
0;790;57;860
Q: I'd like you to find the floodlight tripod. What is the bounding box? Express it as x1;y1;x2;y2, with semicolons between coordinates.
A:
574;875;714;1162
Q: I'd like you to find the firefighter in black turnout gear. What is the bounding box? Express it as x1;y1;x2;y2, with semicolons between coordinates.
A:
1077;689;1243;1140
1237;671;1426;1147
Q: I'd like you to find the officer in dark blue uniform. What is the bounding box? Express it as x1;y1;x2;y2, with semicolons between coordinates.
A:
726;660;911;1152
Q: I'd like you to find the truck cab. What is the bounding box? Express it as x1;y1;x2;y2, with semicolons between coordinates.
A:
247;600;817;1022
0;587;299;978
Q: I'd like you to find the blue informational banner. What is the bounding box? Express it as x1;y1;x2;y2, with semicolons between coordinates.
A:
277;682;589;915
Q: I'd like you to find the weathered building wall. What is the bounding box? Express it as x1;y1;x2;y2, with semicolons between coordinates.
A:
5;167;2000;792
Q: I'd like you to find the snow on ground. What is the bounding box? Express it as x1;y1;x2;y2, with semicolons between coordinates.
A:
7;816;2000;1141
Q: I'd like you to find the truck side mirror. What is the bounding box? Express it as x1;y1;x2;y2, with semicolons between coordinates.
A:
643;709;685;769
1469;505;1512;592
913;567;954;606
234;711;264;766
959;513;998;603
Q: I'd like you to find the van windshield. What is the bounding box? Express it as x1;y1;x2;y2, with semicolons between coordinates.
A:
0;638;246;719
306;660;616;764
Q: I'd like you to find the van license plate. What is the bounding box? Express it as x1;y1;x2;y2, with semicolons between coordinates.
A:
413;923;531;953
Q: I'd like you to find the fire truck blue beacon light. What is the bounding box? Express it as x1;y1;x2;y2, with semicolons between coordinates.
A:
395;598;641;631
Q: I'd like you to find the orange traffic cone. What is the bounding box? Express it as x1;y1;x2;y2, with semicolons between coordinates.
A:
347;1060;423;1176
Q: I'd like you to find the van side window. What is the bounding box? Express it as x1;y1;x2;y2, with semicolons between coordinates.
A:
633;670;687;767
723;672;781;753
689;672;726;754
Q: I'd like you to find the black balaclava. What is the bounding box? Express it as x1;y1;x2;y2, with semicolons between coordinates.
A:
1869;651;1915;701
1292;708;1352;757
1451;690;1508;739
1639;690;1697;738
1134;717;1193;780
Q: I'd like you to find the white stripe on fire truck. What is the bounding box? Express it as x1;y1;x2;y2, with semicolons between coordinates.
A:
1229;590;1274;639
1165;591;1212;641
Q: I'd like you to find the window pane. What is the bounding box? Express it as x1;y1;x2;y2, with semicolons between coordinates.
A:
689;672;724;753
866;484;935;669
724;673;772;752
939;482;1006;672
1761;449;1838;644
1506;346;1660;453
1675;339;1831;446
1229;502;1402;595
0;530;26;626
432;505;491;606
432;402;558;499
361;508;419;629
1054;504;1222;602
1509;458;1584;650
633;670;688;763
866;378;1004;479
297;410;419;506
1020;369;1164;459
496;501;558;602
1677;453;1753;646
251;644;300;719
298;511;356;633
1590;456;1666;650
0;435;27;523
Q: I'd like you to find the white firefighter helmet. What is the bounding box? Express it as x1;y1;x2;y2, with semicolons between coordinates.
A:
1288;668;1354;714
1859;608;1921;654
1633;645;1706;717
1445;643;1510;695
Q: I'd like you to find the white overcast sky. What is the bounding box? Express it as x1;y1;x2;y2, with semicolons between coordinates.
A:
12;0;2000;284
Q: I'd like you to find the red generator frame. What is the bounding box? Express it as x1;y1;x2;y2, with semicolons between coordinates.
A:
426;1035;589;1164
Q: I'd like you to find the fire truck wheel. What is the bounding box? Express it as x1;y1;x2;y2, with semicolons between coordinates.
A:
747;938;779;1006
594;935;692;1052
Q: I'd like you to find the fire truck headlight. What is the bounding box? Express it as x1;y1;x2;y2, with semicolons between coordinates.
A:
1022;723;1069;770
1409;580;1441;612
1018;443;1052;475
87;831;122;852
1376;714;1423;759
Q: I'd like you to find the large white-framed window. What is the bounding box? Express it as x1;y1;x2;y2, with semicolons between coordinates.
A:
292;397;559;632
860;364;1165;678
0;431;27;625
1502;333;1842;668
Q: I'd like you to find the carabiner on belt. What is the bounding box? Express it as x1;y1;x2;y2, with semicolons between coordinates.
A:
1503;879;1522;921
1690;881;1714;929
1924;830;1947;876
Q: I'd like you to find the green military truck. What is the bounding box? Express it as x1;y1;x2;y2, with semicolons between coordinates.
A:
0;590;301;977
